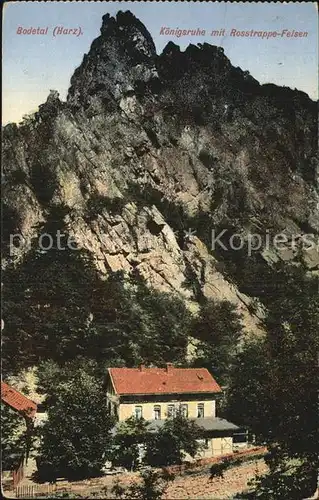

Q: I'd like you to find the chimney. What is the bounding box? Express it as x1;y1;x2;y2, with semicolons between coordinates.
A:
166;363;174;373
139;364;145;371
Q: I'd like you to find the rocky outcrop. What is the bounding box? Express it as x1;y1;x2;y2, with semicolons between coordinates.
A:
2;11;318;335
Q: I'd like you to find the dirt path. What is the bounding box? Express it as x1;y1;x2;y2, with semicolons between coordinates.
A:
5;458;268;499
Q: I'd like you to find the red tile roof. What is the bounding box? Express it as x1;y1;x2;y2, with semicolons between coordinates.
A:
1;381;37;418
108;365;222;395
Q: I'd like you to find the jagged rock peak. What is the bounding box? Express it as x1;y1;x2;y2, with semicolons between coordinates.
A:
100;11;156;53
67;10;158;108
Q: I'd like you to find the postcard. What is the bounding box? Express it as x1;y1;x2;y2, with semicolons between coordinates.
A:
2;2;318;499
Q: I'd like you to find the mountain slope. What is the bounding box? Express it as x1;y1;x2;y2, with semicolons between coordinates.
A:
2;11;318;336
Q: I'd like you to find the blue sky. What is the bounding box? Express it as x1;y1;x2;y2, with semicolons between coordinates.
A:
2;1;318;124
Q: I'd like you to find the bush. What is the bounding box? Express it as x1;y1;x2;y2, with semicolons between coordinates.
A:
111;417;149;471
112;469;174;500
145;411;204;467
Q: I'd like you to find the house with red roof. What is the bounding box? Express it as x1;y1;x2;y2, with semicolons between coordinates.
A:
106;364;242;458
1;381;37;419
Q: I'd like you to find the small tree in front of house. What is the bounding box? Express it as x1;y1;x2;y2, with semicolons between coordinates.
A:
145;411;204;467
111;416;149;471
37;370;114;481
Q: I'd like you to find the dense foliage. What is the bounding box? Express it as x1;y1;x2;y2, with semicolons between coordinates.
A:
3;245;191;375
145;411;204;467
1;403;27;470
37;370;114;481
111;416;150;471
226;263;319;498
191;299;244;384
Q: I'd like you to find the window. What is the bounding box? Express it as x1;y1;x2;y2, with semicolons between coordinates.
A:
134;406;143;419
167;404;175;418
197;403;204;418
181;404;188;418
154;405;161;420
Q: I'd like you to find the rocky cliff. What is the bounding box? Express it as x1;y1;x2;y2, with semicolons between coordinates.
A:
2;11;318;335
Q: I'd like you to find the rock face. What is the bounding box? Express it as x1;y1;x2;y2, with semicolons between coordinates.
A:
2;11;318;335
